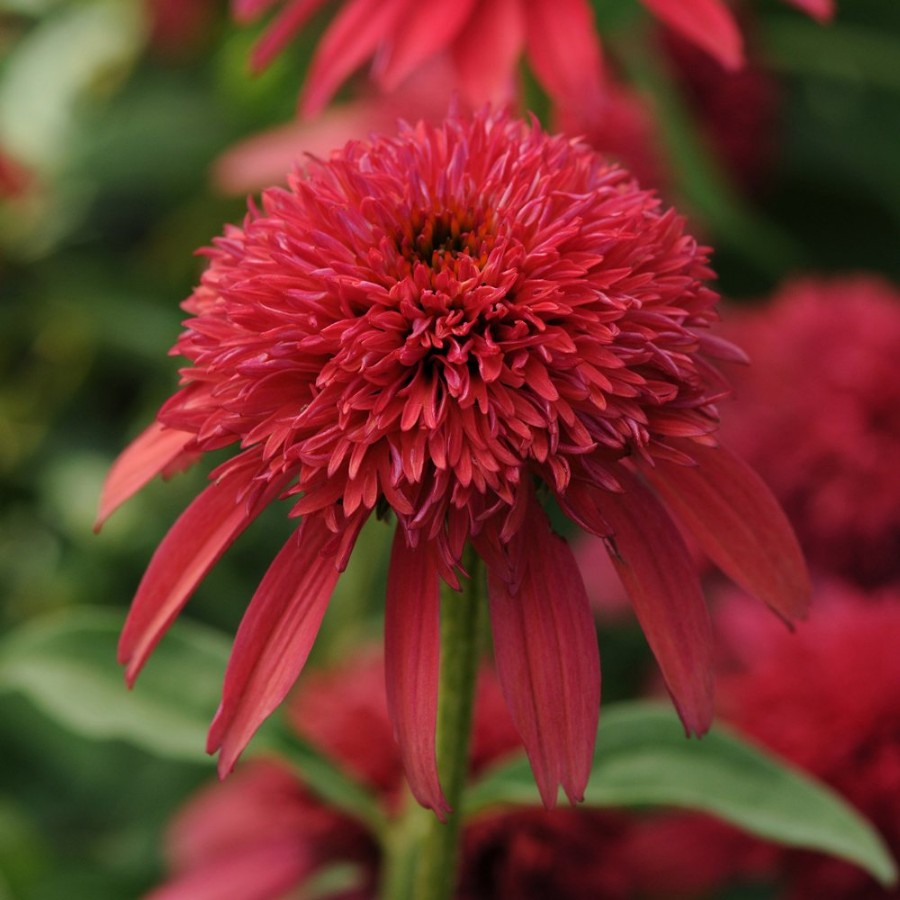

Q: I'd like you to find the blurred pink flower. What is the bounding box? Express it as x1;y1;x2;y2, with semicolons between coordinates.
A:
630;582;900;899
233;0;606;121
231;0;830;122
145;0;217;55
721;276;900;587
149;656;649;900
99;109;807;815
0;148;32;200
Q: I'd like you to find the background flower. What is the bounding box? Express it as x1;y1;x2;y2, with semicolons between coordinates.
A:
720;276;900;587
625;582;900;899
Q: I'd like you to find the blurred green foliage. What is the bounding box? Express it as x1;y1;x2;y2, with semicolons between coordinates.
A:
1;0;899;896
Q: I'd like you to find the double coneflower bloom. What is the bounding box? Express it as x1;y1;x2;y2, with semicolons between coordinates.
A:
98;109;808;815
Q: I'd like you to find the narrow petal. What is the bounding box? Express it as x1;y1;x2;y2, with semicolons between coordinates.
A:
118;460;281;684
487;503;600;807
595;471;714;735
641;442;811;621
384;529;449;819
524;0;605;108
374;0;477;92
95;422;194;530
451;0;524;104
641;0;744;70
248;0;330;72
783;0;833;21
207;516;343;775
299;0;407;116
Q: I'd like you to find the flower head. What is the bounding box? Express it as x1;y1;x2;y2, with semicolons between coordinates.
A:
721;276;900;587
99;108;807;814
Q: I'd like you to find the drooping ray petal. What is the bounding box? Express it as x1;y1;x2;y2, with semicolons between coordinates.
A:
487;503;600;807
596;471;714;735
784;0;833;21
374;0;476;92
641;442;811;621
524;0;605;108
384;528;449;818
641;0;744;70
248;0;330;72
95;422;194;530
208;516;343;775
231;0;280;22
299;0;408;116
450;0;524;104
118;460;282;684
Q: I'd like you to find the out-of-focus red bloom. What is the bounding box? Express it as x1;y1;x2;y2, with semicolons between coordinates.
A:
0;149;32;200
233;0;605;121
145;760;377;900
630;583;900;899
721;276;900;587
98;109;807;815
145;0;217;55
150;657;648;900
231;0;830;122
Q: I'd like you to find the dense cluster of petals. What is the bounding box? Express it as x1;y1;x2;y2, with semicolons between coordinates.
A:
231;0;831;120
99;109;808;815
721;276;900;587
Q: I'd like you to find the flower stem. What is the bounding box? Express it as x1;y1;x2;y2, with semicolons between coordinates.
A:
377;549;484;900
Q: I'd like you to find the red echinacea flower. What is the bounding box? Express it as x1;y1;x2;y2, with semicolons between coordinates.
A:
98;108;808;816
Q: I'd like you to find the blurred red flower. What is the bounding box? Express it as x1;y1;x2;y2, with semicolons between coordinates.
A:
99;109;807;814
231;0;830;121
629;583;900;899
148;657;645;900
721;276;900;587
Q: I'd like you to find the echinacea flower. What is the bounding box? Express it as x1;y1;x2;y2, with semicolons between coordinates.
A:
98;108;807;815
720;276;900;587
231;0;831;120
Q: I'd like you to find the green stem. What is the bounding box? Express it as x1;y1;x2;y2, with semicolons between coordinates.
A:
378;549;484;900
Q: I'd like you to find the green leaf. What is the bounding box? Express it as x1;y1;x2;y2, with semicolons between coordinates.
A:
464;702;897;887
0;607;229;763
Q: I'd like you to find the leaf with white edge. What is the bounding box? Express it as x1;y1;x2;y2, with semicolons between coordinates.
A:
0;608;229;763
464;702;897;887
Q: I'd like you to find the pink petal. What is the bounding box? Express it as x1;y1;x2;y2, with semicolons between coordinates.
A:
524;0;605;108
207;515;343;775
118;461;281;684
486;503;600;807
384;529;449;819
641;0;744;70
783;0;833;21
248;0;330;72
594;470;714;735
299;0;408;117
95;422;194;530
146;839;313;900
451;0;524;105
641;442;811;621
374;0;477;92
